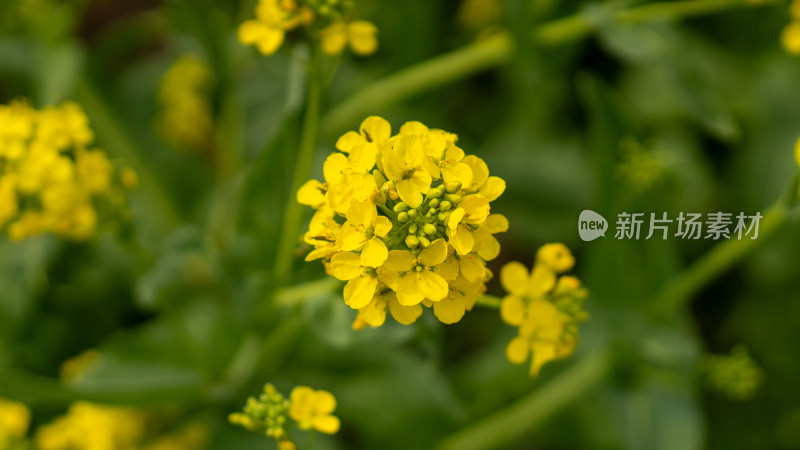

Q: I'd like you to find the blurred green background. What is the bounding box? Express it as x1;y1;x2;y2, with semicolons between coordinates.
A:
1;0;800;448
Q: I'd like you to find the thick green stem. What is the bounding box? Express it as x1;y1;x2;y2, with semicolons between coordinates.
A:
321;0;762;136
436;350;610;450
650;201;789;317
320;33;514;136
274;48;322;285
474;294;501;309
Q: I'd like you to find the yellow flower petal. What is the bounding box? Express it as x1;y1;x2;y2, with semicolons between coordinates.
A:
530;341;559;376
447;207;465;233
782;22;800;55
383;250;416;272
529;264;556;296
441;162;473;187
359;116;391;143
536;243;574;273
433;296;466;324
349;143;377;173
372;215;393;237
238;20;269;44
255;28;285;55
500;261;529;296
388;295;423;324
396;179;423;207
329;252;362;280
506;336;530;364
344;276;377;309
357;297;387;327
312;414;341;434
483;214;509;233
323;153;349;184
417;270;448;301
396;274;424;306
321;22;348;55
418;238;448;266
459;253;485;282
460;194;490;224
313;390;337;414
297;179;325;207
450;224;474;255
500;295;526;326
348;20;378;56
335;224;366;251
360;237;388;268
436;254;460;280
479;176;506;201
336;131;365;153
462;155;488;188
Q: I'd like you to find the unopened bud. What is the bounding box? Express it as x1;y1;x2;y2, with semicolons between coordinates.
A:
408;209;417;218
405;236;419;249
429;198;440;208
393;202;409;213
445;194;462;204
439;200;451;211
418;236;431;248
427;187;443;198
445;181;462;193
409;223;418;234
397;212;409;222
423;223;437;235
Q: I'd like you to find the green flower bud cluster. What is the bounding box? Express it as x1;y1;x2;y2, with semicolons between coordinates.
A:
229;384;290;439
387;184;464;252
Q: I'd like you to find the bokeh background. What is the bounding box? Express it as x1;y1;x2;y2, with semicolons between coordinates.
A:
1;0;800;449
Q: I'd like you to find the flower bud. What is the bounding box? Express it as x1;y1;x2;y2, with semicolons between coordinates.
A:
423;223;437;235
429;198;440;208
405;235;419;249
409;223;418;234
438;212;448;222
445;193;462;204
439;200;451;211
418;236;431;248
397;212;409;222
407;209;417;218
393;202;409;213
427;187;443;198
373;170;387;187
445;181;462;193
373;191;387;206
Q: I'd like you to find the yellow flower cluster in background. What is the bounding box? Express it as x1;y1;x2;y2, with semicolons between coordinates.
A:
238;0;377;56
230;383;339;449
703;346;763;401
298;116;507;328
0;99;133;241
500;244;588;376
36;402;147;450
157;55;214;153
0;397;30;447
781;0;800;54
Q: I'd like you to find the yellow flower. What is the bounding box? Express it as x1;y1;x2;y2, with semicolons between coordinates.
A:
157;55;214;152
288;386;340;434
0;100;132;241
0;397;31;441
299;116;508;327
238;0;299;55
781;21;800;55
230;383;292;440
321;20;379;56
795;137;800;168
499;245;588;376
35;402;146;450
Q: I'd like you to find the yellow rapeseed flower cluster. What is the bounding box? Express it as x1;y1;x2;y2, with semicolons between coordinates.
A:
500;244;588;376
703;346;763;401
298;116;508;328
230;383;339;449
157;55;214;152
0;99;133;241
35;402;147;450
238;0;377;56
781;0;800;54
0;397;31;446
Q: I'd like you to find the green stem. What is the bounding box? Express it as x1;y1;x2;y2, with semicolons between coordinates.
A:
474;294;501;309
320;32;514;136
274;47;323;286
321;0;764;136
74;79;182;229
436;350;610;450
650;201;789;317
274;277;342;308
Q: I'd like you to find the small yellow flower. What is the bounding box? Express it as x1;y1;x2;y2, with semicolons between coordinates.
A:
35;402;146;450
321;20;379;56
500;245;588;376
288;386;340;434
0;397;31;441
157;55;214;152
